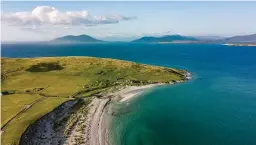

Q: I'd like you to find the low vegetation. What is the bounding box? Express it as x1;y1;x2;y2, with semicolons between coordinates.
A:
1;56;187;145
25;62;64;72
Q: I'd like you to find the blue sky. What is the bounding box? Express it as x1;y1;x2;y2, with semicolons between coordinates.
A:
2;1;256;41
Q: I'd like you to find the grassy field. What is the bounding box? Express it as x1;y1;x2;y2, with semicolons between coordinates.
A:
1;94;43;127
1;56;187;145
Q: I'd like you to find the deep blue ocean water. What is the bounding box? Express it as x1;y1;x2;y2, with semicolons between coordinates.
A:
2;43;256;145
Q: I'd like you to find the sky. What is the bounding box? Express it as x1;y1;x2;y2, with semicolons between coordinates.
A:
1;1;256;41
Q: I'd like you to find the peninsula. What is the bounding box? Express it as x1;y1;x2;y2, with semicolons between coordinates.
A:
1;57;189;145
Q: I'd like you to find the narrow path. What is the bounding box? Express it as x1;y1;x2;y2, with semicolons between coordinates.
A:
1;97;47;130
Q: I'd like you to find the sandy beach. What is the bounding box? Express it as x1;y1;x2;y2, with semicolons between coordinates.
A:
117;84;162;102
71;74;192;145
83;84;162;145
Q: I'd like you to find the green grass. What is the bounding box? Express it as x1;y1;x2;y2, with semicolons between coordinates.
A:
1;94;43;127
1;56;187;145
1;97;70;145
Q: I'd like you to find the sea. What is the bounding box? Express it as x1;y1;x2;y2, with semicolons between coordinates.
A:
2;43;256;145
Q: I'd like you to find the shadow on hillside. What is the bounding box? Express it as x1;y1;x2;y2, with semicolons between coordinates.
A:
26;62;64;72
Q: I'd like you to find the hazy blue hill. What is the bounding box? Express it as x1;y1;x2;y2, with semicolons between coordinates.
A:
208;34;256;44
52;35;103;43
223;34;256;42
131;35;198;43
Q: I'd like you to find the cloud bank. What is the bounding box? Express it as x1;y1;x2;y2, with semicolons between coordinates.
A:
2;6;136;26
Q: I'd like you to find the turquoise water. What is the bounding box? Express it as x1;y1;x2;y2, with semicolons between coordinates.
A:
2;43;256;144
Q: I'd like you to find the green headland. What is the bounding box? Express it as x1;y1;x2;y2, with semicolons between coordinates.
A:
1;56;188;145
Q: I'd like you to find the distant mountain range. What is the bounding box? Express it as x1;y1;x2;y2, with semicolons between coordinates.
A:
51;34;256;44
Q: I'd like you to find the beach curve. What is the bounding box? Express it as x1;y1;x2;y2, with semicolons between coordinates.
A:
84;84;172;145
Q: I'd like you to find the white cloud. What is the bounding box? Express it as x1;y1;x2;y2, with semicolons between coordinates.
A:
2;6;136;26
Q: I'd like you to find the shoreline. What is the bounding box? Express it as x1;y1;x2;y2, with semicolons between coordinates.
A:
84;82;187;145
84;73;192;145
84;84;161;145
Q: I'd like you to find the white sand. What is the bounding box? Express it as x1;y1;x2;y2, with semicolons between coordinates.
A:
84;98;110;145
83;84;164;145
117;84;162;102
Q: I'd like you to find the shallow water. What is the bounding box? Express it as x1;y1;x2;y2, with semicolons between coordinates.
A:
2;43;256;145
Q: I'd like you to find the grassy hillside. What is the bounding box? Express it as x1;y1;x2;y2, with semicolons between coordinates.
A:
1;56;187;145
